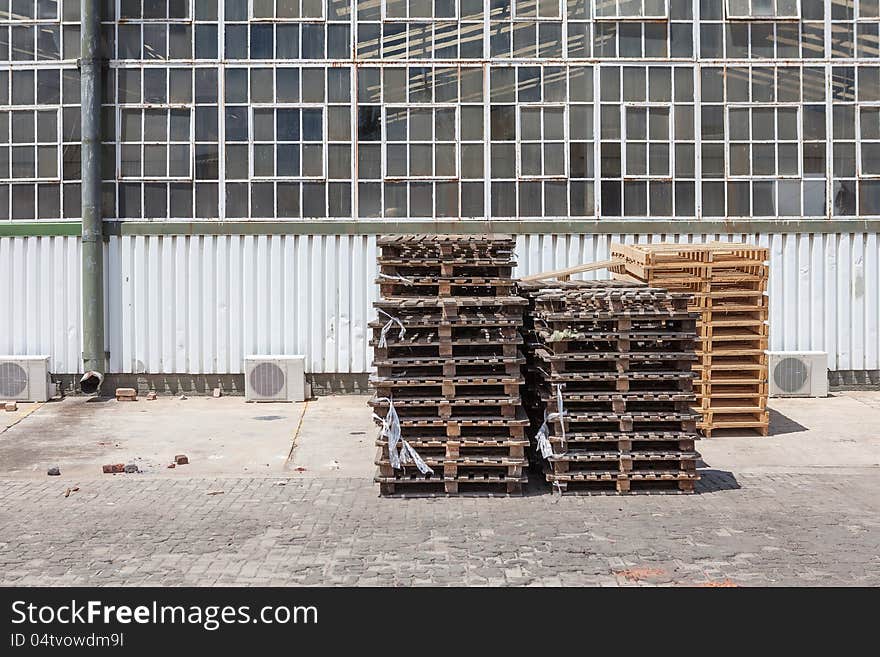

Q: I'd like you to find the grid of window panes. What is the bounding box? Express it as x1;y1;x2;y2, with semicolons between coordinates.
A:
10;1;880;220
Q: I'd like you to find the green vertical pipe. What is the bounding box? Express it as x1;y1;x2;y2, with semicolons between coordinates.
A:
81;0;104;374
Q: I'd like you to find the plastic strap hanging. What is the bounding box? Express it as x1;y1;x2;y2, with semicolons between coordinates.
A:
535;413;553;460
546;384;567;446
377;272;414;286
372;397;434;475
376;308;406;349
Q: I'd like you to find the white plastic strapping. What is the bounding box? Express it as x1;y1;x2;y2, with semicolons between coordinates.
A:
377;272;414;286
547;384;567;446
373;397;434;475
376;308;406;349
535;415;554;460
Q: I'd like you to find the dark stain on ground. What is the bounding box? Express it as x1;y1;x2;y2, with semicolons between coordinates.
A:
253;416;284;422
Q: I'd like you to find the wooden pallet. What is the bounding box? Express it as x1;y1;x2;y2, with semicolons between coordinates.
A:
698;410;770;438
379;262;516;279
547;436;697;455
545;478;697;495
376;471;526;496
373;341;521;360
369;324;521;344
370;396;521;420
375;356;525;379
370;312;524;328
545;469;700;495
547;453;700;474
376;437;530;459
371;374;523;400
378;277;518;299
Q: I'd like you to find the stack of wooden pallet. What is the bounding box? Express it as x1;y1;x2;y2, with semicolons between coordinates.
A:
520;280;701;494
369;235;530;496
610;243;770;437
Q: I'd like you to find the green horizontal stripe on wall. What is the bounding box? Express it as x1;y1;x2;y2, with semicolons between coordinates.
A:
4;219;880;238
0;222;83;237
105;219;880;236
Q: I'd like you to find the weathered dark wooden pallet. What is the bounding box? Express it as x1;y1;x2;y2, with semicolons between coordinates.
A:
371;374;522;400
375;356;524;379
375;295;528;310
369;324;521;344
545;467;700;483
376;437;529;460
376;453;527;478
548;414;700;434
545;436;697;455
370;396;522;420
379;262;515;279
537;396;696;416
545;478;697;495
533;337;697;356
534;349;697;375
378;277;518;299
546;454;699;474
533;366;696;392
370;312;523;328
376;471;526;496
373;341;521;360
378;234;515;246
390;413;531;429
386;423;529;441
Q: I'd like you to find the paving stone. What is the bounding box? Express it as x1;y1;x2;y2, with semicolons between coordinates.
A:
0;472;877;586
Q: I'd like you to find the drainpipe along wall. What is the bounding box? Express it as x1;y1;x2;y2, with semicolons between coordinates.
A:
80;0;105;379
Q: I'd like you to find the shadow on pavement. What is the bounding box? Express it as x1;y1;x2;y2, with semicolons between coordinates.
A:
695;469;741;494
767;408;808;436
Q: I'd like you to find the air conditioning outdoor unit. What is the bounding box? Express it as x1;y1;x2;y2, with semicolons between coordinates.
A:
768;351;828;398
0;356;52;402
244;355;307;402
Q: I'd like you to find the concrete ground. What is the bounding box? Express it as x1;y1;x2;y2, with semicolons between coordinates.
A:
0;392;878;586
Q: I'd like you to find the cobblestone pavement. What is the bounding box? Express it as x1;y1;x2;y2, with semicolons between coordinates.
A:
1;469;878;586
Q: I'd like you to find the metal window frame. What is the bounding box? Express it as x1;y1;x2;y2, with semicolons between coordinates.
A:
725;0;801;21
382;103;459;180
621;102;673;179
249;102;328;180
594;0;670;21
725;103;802;179
116;104;195;181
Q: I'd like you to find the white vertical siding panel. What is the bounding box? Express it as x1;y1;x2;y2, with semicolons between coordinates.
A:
160;236;174;373
769;234;784;352
851;234;866;370
810;233;825;361
202;236;216;372
309;236;325;373
0;238;12;357
107;236;120;373
824;233;838;369
796;234;811;350
120;236;134;372
3;231;878;376
268;235;282;356
282;236;297;360
350;235;366;372
337;235;352;373
146;236;160;372
867;233;879;370
52;238;65;371
228;235;243;374
365;235;378;372
782;234;798;351
173;236;188;372
837;234;851;370
132;235;147;372
295;235;310;364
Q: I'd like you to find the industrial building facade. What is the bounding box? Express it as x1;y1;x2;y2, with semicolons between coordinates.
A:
1;0;879;388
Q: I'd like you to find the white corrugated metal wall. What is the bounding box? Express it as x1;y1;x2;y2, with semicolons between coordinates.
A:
1;232;878;374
